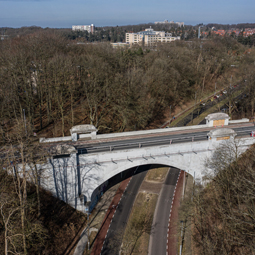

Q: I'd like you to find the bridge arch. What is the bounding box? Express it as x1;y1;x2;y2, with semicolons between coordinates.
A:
78;136;253;211
89;162;178;211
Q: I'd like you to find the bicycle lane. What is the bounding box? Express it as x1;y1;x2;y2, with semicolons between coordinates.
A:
90;177;131;255
167;170;185;255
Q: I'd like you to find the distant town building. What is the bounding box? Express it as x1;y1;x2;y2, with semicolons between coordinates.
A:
210;28;255;37
212;30;226;36
72;24;95;34
243;28;255;37
175;22;185;27
154;20;184;27
125;27;180;46
1;35;8;41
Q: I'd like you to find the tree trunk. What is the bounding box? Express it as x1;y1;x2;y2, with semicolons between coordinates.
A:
34;163;41;217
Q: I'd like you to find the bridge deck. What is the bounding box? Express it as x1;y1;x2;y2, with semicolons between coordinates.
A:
73;122;254;147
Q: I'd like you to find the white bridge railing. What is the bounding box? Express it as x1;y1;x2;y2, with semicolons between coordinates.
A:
78;129;252;154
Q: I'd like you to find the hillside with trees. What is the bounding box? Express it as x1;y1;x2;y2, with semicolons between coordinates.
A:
191;142;255;255
0;118;87;254
0;169;86;254
1;29;254;141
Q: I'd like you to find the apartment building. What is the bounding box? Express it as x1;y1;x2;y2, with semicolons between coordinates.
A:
72;24;95;34
126;27;180;46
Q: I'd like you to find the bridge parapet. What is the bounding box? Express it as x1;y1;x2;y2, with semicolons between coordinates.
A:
70;124;97;141
39;113;250;144
207;128;237;142
205;112;230;126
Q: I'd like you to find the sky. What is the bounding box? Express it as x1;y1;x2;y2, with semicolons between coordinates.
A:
0;0;254;28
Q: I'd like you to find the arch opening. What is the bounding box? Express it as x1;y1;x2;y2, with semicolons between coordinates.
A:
89;163;173;211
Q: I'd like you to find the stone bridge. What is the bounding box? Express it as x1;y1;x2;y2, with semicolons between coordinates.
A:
35;113;255;211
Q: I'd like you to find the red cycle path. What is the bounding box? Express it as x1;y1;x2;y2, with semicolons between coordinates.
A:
90;177;131;255
167;170;184;255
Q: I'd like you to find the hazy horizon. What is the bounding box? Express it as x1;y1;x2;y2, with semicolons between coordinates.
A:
0;0;254;29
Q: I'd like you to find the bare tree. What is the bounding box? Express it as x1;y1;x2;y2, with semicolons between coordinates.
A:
193;139;255;255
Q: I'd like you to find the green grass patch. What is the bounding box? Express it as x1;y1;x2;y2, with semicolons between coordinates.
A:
169;106;194;127
145;167;169;182
169;90;223;127
120;192;158;255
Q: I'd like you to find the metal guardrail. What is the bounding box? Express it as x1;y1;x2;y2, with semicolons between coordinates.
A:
78;129;252;154
78;134;207;154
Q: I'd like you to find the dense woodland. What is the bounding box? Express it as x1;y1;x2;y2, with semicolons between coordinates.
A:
1;29;255;140
0;27;255;254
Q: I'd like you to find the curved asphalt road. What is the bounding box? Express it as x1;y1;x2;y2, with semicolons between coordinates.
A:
100;165;181;255
100;165;149;255
149;167;180;255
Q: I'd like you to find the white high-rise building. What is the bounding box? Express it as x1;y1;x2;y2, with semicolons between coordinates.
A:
125;27;180;46
72;24;95;34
